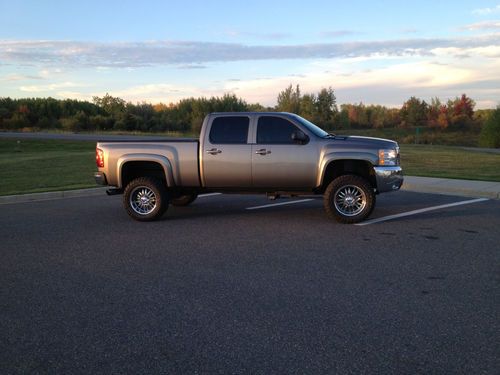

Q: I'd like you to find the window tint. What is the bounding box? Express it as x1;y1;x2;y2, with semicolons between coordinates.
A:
257;116;298;144
291;114;328;138
209;116;249;144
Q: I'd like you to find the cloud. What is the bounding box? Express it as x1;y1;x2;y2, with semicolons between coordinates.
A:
39;68;64;77
48;83;210;103
44;54;500;108
55;91;90;100
1;73;43;81
472;5;500;15
400;28;419;34
461;20;500;30
221;55;500;108
431;45;500;58
104;83;218;103
1;34;500;69
319;30;360;38
19;81;84;92
177;63;208;69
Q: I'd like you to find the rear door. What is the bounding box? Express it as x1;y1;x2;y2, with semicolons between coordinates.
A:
201;115;252;188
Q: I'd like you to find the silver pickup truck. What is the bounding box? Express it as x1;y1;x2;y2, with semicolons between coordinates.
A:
95;112;403;223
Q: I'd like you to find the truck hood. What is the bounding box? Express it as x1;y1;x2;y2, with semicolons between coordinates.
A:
329;135;398;150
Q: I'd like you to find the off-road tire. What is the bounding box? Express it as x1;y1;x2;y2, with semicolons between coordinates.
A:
324;175;375;224
123;177;168;221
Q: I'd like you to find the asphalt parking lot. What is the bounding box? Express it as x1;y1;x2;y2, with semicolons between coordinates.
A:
1;191;499;374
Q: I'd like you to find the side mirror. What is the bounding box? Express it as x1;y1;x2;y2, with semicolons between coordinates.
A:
291;130;309;145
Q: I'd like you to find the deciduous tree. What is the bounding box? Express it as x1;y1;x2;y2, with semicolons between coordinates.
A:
400;97;428;127
277;84;301;113
479;106;500;148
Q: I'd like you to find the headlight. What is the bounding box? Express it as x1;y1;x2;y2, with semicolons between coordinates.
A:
378;148;399;166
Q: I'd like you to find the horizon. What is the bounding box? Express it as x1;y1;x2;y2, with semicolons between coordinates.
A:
1;1;500;109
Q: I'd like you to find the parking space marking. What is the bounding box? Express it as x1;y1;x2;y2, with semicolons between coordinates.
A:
199;193;222;198
356;198;489;226
246;199;314;210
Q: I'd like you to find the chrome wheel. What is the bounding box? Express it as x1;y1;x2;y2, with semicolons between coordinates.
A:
334;185;367;217
129;186;157;215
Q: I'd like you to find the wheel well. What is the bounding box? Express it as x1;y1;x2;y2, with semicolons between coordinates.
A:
321;160;376;192
121;161;166;188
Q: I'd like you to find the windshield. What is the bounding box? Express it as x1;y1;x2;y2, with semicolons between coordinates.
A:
291;114;329;138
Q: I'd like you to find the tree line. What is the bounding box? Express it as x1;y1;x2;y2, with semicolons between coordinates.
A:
275;85;491;132
0;85;498;147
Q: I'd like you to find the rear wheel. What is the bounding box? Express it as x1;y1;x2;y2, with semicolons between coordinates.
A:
171;193;198;207
123;177;168;221
324;175;375;224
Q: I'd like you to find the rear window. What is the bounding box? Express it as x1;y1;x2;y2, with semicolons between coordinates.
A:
209;116;249;144
257;116;299;144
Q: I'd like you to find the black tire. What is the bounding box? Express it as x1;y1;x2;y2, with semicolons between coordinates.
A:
324;175;375;224
123;177;168;221
171;193;198;207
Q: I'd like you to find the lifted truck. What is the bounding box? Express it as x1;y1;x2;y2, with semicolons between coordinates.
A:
95;112;403;223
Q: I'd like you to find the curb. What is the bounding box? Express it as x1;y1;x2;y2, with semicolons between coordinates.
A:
402;177;500;200
0;187;108;205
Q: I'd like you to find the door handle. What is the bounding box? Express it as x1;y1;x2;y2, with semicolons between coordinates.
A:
255;149;271;155
206;148;222;155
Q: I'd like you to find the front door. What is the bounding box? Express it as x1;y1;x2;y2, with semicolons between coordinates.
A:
251;115;317;188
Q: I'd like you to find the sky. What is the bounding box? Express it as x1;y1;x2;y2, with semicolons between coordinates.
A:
1;0;500;108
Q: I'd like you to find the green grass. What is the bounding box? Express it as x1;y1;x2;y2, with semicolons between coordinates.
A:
0;138;499;196
0;138;96;196
401;144;500;181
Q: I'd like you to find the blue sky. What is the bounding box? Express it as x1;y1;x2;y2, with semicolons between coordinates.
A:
1;0;500;108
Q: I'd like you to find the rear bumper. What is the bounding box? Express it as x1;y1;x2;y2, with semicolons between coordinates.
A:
94;172;108;186
374;166;403;193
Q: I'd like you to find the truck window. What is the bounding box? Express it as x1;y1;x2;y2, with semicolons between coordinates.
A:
257;116;299;144
209;116;249;144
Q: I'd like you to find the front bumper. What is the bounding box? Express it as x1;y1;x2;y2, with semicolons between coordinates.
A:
374;166;403;193
94;172;107;186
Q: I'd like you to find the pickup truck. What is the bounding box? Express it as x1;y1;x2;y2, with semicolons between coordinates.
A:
94;112;403;223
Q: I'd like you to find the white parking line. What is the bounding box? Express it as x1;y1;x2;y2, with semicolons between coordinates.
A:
355;198;489;226
199;193;222;198
246;199;314;210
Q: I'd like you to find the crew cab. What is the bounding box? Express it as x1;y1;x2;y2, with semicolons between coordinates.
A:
95;112;403;223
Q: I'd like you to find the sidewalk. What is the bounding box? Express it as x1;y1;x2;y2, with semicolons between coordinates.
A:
402;176;500;199
1;176;499;204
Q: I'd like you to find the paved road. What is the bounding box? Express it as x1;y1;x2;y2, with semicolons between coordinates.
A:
0;131;193;141
1;191;499;374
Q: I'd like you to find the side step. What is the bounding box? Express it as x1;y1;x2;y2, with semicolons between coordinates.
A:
267;193;301;200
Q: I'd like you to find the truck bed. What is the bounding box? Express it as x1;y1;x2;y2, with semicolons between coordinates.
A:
97;139;200;187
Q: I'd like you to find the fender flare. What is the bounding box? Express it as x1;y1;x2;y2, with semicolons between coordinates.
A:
116;153;175;188
317;151;377;188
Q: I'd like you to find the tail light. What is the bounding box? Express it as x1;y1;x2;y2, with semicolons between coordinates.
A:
96;148;104;168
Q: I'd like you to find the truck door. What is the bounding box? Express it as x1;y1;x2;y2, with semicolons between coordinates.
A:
251;115;318;188
201;115;252;188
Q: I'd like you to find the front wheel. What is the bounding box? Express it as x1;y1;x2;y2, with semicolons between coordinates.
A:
324;175;375;224
123;177;168;221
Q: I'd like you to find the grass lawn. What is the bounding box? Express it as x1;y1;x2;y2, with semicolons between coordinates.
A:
0;138;96;196
0;138;499;196
401;144;500;182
